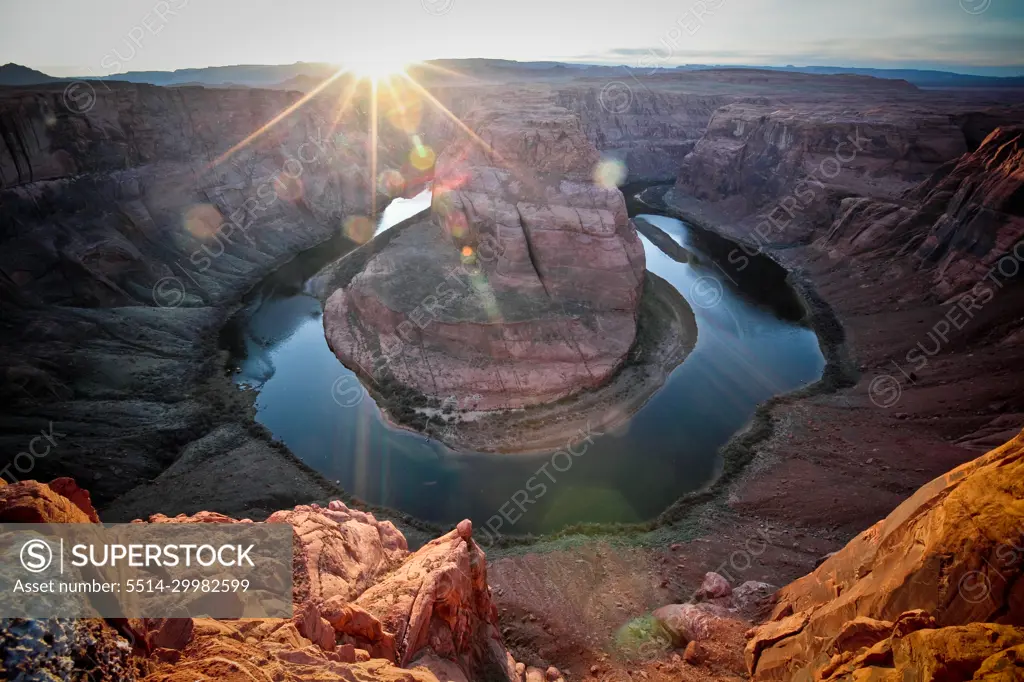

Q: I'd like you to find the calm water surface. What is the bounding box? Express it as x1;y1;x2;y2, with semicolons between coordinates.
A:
224;196;825;534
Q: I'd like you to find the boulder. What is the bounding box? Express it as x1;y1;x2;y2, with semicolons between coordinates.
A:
320;597;397;661
697;571;732;599
0;480;96;523
46;477;101;522
730;581;777;620
652;603;716;645
266;502;408;604
356;527;515;681
293;601;335;652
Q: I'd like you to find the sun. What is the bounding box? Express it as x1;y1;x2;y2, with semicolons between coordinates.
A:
345;56;412;81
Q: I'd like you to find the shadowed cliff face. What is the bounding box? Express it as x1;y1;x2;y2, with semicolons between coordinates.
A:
0;82;418;509
553;88;737;183
0;82;391;307
670;96;1024;243
674;102;969;225
820;125;1024;299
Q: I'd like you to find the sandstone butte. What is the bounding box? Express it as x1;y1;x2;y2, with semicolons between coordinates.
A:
322;91;646;411
2;428;1022;681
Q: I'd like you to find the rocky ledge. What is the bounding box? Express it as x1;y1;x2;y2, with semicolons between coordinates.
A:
5;430;1022;681
0;477;540;682
746;429;1024;681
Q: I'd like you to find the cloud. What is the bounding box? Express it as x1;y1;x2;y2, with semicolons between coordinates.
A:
590;32;1024;74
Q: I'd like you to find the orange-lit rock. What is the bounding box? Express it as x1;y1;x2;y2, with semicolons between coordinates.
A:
747;430;1024;681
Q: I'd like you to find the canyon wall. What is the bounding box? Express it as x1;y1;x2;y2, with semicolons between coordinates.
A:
0;82;397;510
0;83;375;307
820;125;1024;298
554;87;735;182
673;102;969;237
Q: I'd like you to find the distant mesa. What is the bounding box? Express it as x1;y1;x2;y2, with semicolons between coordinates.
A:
0;63;58;86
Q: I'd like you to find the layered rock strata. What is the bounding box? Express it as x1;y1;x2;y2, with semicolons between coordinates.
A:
0;82;403;510
819;125;1024;298
674;102;969;230
323;95;645;411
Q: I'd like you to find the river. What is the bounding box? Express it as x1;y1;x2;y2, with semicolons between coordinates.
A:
221;190;825;535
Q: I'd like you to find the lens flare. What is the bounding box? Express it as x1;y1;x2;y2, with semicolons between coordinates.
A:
594;158;627;188
183;204;224;240
409;140;436;171
377;169;406;197
344;215;375;244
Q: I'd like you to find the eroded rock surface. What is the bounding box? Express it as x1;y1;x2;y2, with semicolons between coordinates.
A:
746;430;1024;681
0;81;398;511
0;479;519;682
323;92;645;412
674;101;968;238
820;125;1024;298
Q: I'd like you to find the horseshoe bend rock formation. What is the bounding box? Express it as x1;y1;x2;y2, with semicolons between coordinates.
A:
323;98;646;411
0;479;519;682
746;429;1024;681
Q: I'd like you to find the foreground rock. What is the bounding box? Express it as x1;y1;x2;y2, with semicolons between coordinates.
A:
0;480;519;682
322;92;645;417
746;430;1024;680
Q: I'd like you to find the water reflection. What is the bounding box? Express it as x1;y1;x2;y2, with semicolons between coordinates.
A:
224;206;825;534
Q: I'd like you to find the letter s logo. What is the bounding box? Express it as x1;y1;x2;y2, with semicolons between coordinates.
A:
21;539;53;573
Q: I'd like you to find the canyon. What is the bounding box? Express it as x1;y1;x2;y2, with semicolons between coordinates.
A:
1;62;1023;681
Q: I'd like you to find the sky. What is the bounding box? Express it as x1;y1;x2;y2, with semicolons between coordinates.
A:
1;0;1022;77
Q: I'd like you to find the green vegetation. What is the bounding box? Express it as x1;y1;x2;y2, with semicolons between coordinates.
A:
613;615;673;662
